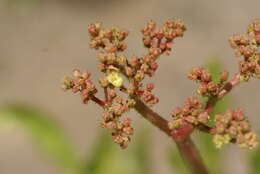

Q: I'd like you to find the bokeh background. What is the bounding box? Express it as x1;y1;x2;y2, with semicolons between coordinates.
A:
0;0;260;174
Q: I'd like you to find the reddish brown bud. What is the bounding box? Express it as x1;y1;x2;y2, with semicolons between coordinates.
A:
220;71;229;82
198;112;209;124
73;69;81;77
146;83;154;91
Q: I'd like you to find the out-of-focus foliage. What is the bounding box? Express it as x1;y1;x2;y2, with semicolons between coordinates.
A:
5;0;42;9
249;147;260;174
85;127;151;174
0;104;151;174
0;105;81;174
167;145;190;174
2;59;260;174
196;133;221;174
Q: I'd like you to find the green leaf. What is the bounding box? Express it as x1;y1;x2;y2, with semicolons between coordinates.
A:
167;145;190;174
85;126;151;174
132;127;151;174
206;59;222;83
249;147;260;174
6;0;42;9
0;104;81;174
84;132;113;173
195;133;221;174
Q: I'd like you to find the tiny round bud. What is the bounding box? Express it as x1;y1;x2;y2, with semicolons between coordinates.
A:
82;72;91;79
98;63;106;72
198;112;209;124
147;20;156;30
108;89;117;98
150;62;158;70
220;71;229;82
129;56;139;67
134;71;145;82
99;77;109;87
146;83;154;91
201;71;211;82
117;55;126;65
126;99;136;107
73;69;81;77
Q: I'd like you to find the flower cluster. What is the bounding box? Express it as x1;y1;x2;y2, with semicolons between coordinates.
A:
213;109;258;149
168;19;259;149
229;18;260;81
142;20;186;56
101;112;134;149
63;19;259;150
62;70;97;104
168;97;209;129
187;67;229;97
62;20;186;148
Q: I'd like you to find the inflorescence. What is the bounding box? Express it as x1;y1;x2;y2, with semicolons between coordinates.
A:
62;20;186;148
229;18;260;81
62;19;259;149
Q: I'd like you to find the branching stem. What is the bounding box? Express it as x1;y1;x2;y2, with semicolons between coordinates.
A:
134;98;209;174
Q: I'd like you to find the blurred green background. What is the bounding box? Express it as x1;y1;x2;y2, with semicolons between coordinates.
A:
0;0;260;174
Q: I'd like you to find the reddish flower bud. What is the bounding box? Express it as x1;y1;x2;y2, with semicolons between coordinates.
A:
146;83;154;91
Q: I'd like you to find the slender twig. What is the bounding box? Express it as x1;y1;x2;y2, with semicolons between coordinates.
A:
134;98;209;174
197;124;216;135
90;95;106;107
134;98;171;135
104;87;109;103
199;73;241;134
204;73;240;115
205;97;218;114
218;73;240;98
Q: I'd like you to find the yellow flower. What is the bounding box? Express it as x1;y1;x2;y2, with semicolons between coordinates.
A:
106;71;124;88
213;134;231;148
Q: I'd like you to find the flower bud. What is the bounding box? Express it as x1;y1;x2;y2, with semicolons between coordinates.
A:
220;71;229;82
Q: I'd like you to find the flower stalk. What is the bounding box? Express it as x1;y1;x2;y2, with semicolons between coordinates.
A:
134;97;209;174
62;18;260;174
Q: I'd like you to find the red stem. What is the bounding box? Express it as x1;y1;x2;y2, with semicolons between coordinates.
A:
104;87;109;102
205;73;241;115
134;98;209;174
200;73;241;134
177;137;209;174
205;97;218;114
134;98;171;135
218;73;240;98
90;95;106;107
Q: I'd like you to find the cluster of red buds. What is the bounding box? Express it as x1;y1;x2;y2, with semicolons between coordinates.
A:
187;67;229;97
63;19;258;150
142;20;186;56
62;19;186;148
214;109;258;149
168;97;209;130
62;70;97;104
168;19;259;149
229;18;260;81
102;112;134;149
